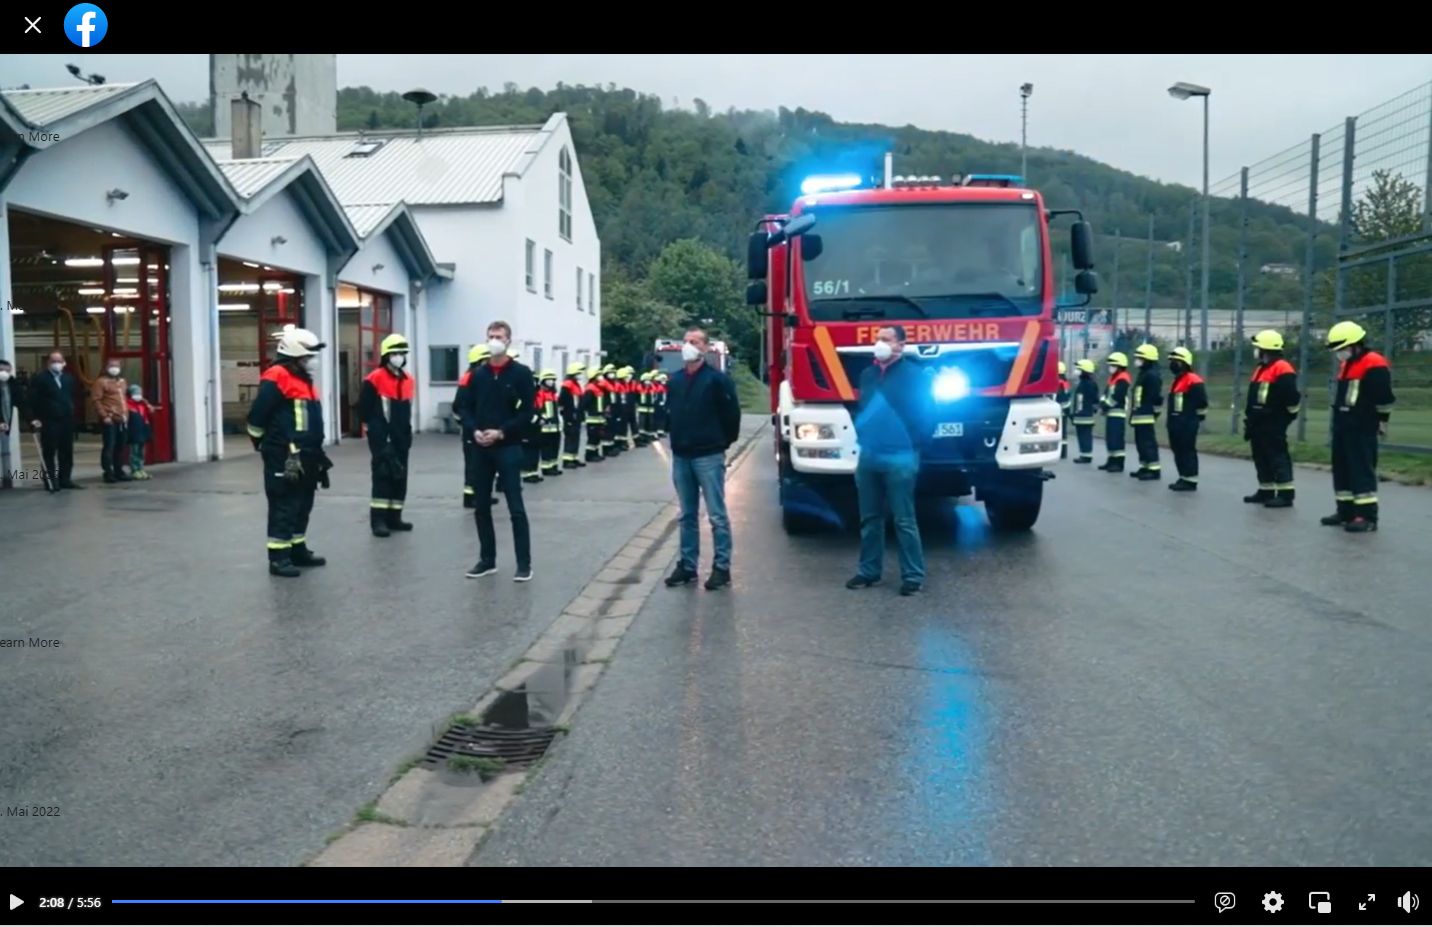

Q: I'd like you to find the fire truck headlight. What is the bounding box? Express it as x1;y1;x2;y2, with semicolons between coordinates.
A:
932;368;970;402
794;423;835;441
1023;416;1061;435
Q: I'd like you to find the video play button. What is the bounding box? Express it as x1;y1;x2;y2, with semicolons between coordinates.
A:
9;895;22;910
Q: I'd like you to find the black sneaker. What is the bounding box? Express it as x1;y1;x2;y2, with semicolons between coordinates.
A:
465;561;497;579
665;563;697;587
513;567;533;583
845;574;881;589
899;581;923;596
704;567;731;591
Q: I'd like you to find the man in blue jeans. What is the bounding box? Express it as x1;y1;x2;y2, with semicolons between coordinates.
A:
664;327;742;591
846;324;929;596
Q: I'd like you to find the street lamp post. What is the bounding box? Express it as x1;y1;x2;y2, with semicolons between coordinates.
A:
1169;81;1212;377
1020;83;1033;181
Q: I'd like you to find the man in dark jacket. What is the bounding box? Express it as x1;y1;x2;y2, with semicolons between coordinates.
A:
845;325;930;596
457;320;537;582
663;327;742;592
26;351;84;492
0;358;21;490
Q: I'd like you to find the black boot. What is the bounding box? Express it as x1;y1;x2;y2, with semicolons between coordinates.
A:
290;543;326;567
371;509;391;537
1169;479;1197;492
386;508;413;532
1074;456;1092;464
1136;469;1161;481
1320;501;1354;526
665;563;697;587
268;550;301;578
1243;489;1272;504
1344;515;1378;532
1264;490;1294;509
463;492;476;509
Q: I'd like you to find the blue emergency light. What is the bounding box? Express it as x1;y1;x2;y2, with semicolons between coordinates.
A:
961;173;1024;188
801;173;865;195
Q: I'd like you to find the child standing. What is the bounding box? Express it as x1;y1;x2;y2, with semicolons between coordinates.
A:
125;385;159;480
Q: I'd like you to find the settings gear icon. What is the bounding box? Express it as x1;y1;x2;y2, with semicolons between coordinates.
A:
1262;892;1285;913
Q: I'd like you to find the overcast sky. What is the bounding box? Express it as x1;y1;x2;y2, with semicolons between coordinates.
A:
2;54;1427;189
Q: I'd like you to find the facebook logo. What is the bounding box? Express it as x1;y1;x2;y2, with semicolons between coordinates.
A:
64;4;108;48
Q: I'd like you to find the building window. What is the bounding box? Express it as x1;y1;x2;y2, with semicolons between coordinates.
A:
430;345;460;383
525;239;536;292
544;249;554;299
576;267;583;312
530;345;543;375
559;147;573;242
588;272;596;316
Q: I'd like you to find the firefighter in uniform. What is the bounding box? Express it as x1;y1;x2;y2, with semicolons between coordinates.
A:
599;365;621;457
583;364;608;462
615;365;636;451
1129;344;1163;481
1099;351;1132;472
246;325;331;578
520;371;545;484
636;370;656;445
1165;346;1207;492
359;333;415;537
1070;359;1100;463
1243;329;1301;508
1055;361;1072;460
560;362;587;469
536;369;563;477
653;372;669;436
457;343;492;508
1322;321;1395;532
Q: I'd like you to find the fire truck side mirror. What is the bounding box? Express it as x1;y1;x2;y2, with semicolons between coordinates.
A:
1074;270;1099;295
747;231;770;280
746;281;768;306
1071;221;1095;270
800;234;823;261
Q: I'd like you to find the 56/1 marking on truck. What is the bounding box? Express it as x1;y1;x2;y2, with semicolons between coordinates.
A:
811;280;851;297
933;422;964;438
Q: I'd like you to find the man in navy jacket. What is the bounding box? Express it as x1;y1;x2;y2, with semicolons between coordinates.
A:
663;327;742;591
26;351;84;491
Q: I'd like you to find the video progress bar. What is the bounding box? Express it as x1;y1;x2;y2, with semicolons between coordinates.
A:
110;900;591;904
604;900;1199;904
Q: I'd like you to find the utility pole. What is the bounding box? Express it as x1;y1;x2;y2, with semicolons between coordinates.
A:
1020;83;1033;181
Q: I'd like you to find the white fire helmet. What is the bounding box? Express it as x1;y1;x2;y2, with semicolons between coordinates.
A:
273;324;326;358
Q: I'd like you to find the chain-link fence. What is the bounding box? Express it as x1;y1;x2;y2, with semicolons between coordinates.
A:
1062;80;1432;453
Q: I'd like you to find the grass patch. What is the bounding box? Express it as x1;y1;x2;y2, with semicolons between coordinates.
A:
355;802;406;827
447;756;506;779
551;723;572;735
732;365;768;415
448;713;479;729
388;755;425;786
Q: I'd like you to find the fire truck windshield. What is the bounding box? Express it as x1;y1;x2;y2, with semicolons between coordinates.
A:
801;203;1044;320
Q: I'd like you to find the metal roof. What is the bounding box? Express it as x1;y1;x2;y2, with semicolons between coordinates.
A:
202;121;551;206
216;158;298;198
344;204;397;238
1;82;143;126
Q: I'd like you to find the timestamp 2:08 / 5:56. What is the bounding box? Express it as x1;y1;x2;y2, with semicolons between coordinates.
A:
38;899;104;909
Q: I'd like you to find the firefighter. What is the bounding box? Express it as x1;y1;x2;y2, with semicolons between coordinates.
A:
1322;321;1395;532
520;369;545;484
1070;359;1100;463
359;333;415;537
1056;361;1072;460
616;365;637;450
536;369;563;477
1165;346;1207;492
653;371;669;436
600;365;621;456
1099;351;1132;472
456;343;495;508
246;325;332;578
583;364;607;462
1243;329;1301;508
1129;344;1163;481
636;370;656;445
559;361;587;469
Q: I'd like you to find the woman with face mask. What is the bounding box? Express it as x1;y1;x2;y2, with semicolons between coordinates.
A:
359;333;416;537
91;357;131;482
246;325;331;577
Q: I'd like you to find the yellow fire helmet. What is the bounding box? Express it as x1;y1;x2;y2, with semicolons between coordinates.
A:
566;361;587;376
468;343;491;364
617;366;634;379
1134;343;1159;362
585;364;602;379
538;370;557;383
1058;361;1068;376
602;363;616;374
656;372;668;382
1106;351;1129;368
1169;346;1194;366
379;333;409;356
1076;359;1097;374
1326;320;1367;351
508;347;521;361
1251;329;1284;352
640;370;654;381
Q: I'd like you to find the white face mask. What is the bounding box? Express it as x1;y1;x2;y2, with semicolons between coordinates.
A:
1108;366;1119;375
681;342;702;363
873;340;895;362
106;366;121;377
389;354;407;369
1336;349;1352;362
302;356;319;374
487;337;508;357
50;362;65;374
0;370;10;382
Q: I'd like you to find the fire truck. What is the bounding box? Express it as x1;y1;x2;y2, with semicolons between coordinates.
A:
652;337;729;375
746;164;1098;533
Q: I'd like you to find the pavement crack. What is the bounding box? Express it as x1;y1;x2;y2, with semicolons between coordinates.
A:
783;647;1010;678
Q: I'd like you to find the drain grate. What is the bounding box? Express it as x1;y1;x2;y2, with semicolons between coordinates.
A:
424;723;558;769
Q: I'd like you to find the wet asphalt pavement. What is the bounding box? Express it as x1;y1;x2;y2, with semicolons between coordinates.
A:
471;438;1432;867
0;428;720;866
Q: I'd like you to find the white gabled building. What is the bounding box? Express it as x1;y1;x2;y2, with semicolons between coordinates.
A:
203;114;603;429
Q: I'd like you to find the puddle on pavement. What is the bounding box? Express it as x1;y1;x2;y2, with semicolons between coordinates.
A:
485;643;585;728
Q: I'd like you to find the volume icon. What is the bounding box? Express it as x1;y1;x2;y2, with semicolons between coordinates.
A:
1397;892;1419;913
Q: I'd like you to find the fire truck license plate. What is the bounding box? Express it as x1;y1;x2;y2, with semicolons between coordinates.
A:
933;422;964;438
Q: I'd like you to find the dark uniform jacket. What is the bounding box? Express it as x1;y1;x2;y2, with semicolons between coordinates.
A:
1333;351;1395;433
1072;376;1101;424
1131;366;1163;425
1246;357;1301;430
358;367;414;453
1167;371;1209;424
